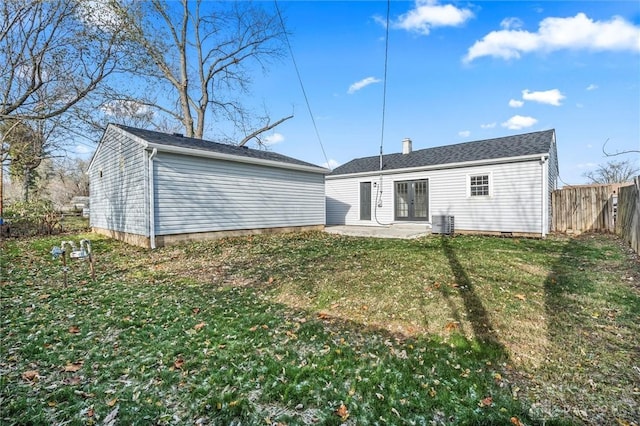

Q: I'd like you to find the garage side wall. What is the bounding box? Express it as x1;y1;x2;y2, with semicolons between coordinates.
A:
89;130;148;237
153;153;325;235
326;160;543;234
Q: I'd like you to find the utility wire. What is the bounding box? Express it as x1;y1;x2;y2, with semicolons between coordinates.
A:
379;0;390;166
274;0;330;169
374;0;392;226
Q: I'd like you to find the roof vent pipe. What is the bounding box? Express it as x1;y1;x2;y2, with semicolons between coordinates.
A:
402;138;412;154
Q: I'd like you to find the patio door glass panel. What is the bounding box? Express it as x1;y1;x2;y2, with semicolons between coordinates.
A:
395;179;428;221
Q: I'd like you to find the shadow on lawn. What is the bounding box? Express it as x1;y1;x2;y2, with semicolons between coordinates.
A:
438;236;506;354
539;233;640;424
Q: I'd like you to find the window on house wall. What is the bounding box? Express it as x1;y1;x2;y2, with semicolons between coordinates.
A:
469;174;490;196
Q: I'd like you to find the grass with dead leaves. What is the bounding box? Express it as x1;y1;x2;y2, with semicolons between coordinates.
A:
1;231;638;425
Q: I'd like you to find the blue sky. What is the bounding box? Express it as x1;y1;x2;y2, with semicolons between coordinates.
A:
239;0;640;186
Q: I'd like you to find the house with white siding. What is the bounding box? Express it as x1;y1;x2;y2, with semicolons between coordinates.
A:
88;124;328;248
326;129;558;237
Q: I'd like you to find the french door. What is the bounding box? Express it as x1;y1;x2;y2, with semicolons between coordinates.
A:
395;179;428;221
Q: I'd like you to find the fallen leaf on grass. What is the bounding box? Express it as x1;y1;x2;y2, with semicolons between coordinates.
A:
317;312;330;320
87;408;94;417
268;276;275;284
514;294;526;301
21;370;39;381
192;307;200;314
103;405;119;426
64;376;81;385
174;358;185;369
68;325;80;334
107;398;118;407
193;322;206;331
38;294;50;300
64;362;83;372
445;321;459;331
479;396;493;407
335;403;349;421
511;416;524;426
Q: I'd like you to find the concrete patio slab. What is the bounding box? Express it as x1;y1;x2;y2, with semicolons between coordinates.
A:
324;225;431;239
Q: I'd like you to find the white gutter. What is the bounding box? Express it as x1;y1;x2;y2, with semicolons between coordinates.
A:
541;155;549;237
148;148;158;249
146;142;329;175
326;152;548;180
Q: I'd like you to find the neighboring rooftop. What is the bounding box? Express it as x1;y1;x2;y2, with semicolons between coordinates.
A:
330;129;556;176
112;124;325;170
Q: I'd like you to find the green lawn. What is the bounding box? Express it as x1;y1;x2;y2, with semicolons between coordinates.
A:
1;231;638;425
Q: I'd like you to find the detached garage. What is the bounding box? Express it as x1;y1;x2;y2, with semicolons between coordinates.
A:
88;124;328;248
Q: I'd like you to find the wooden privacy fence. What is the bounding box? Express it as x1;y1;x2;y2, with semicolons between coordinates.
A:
616;177;639;254
552;185;616;233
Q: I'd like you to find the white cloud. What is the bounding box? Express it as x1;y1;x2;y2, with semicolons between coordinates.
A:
586;84;598;91
101;100;151;117
347;77;381;94
458;130;471;137
480;122;496;129
501;17;523;30
75;144;91;155
522;89;565;106
263;132;284;145
501;115;538;130
393;0;474;35
464;13;640;63
576;162;597;169
77;1;122;32
509;99;524;108
322;159;340;170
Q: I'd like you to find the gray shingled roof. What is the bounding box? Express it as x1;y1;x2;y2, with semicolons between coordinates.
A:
114;124;325;170
330;129;556;176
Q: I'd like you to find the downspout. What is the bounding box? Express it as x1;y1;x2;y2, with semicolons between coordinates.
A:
540;155;549;237
148;148;158;249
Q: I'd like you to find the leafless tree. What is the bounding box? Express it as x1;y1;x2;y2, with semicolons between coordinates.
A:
109;0;290;141
0;0;129;122
584;159;640;184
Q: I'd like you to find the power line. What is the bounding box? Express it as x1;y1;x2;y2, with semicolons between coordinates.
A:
374;0;392;226
273;0;330;169
379;0;391;164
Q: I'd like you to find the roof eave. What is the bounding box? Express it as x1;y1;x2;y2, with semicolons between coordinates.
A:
326;152;549;179
146;142;329;174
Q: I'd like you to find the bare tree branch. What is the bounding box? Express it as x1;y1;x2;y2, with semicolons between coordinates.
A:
108;0;286;139
238;114;293;147
602;138;640;157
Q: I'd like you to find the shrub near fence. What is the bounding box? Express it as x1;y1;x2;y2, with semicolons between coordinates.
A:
616;176;640;254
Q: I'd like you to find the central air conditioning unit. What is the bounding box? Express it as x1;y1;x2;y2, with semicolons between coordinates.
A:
431;215;455;235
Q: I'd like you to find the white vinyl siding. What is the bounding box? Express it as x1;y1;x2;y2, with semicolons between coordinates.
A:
153;153;325;235
88;129;148;235
326;159;544;234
